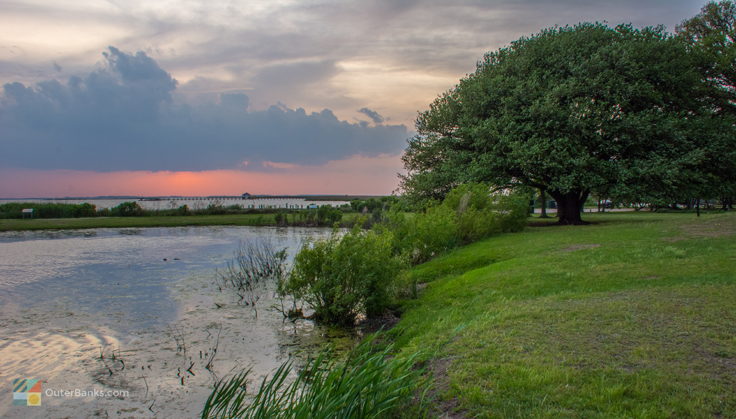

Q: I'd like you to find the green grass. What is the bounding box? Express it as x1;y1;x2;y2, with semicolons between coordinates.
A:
391;212;736;418
202;338;426;419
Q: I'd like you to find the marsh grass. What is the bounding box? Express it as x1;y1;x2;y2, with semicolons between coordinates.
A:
201;338;426;419
216;239;287;313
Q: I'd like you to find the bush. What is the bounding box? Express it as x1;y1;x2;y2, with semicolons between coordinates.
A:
442;183;529;243
111;201;144;217
274;211;288;226
491;192;531;233
0;202;98;219
288;207;343;227
280;227;404;325
316;206;342;226
385;184;529;264
385;206;459;265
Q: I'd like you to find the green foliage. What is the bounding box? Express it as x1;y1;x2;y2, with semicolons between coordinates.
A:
678;1;736;112
677;1;736;204
386;206;459;265
442;184;527;243
287;207;343;227
202;338;425;419
386;184;529;264
349;196;400;214
316;206;342;226
110;201;144;217
280;227;404;325
274;211;288;227
0;202;97;219
401;22;733;224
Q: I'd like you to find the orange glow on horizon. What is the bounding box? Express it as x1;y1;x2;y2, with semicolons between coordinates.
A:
0;154;405;198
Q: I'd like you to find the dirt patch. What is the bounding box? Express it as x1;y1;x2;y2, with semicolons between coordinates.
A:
357;310;401;335
426;357;466;419
560;243;601;252
666;215;736;242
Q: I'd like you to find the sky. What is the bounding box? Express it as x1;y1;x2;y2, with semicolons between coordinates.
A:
0;0;708;197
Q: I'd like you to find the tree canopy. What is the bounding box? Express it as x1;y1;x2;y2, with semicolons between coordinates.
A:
677;1;736;208
401;21;735;224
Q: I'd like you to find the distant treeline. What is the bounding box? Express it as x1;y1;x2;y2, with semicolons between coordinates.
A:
0;202;98;219
0;200;388;222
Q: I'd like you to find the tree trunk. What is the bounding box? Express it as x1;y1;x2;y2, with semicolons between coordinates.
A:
550;190;588;225
539;188;549;218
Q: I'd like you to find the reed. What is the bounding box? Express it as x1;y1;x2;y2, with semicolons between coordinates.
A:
216;239;287;312
201;338;425;419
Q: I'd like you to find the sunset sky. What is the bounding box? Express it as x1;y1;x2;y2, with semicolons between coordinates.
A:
0;0;707;197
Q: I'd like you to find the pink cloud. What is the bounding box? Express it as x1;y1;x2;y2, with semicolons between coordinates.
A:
0;154;405;198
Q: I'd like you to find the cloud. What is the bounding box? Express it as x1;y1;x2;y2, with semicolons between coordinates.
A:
0;47;409;172
358;107;384;124
0;0;706;129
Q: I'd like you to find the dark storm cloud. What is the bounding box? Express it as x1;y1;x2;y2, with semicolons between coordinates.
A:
358;108;384;124
0;47;408;171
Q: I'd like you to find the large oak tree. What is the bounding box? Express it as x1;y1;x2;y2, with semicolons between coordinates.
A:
401;23;731;224
677;1;736;208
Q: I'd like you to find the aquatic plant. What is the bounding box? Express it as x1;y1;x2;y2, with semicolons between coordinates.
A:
216;239;287;314
201;338;425;419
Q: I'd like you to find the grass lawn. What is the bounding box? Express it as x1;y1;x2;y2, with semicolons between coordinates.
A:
393;212;736;418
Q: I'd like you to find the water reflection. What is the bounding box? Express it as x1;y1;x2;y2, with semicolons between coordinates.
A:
0;226;334;418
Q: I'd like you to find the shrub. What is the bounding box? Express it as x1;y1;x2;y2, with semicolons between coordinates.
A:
442;183;529;243
385;184;529;264
279;227;404;325
202;338;424;419
274;211;289;226
111;201;144;217
385;206;459;265
316;206;342;226
491;192;531;233
442;183;497;244
0;202;98;219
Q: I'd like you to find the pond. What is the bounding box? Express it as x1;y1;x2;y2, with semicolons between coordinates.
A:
0;226;344;418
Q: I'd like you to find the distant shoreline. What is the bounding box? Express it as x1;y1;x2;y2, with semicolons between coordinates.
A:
0;213;364;232
0;194;385;201
0;214;277;232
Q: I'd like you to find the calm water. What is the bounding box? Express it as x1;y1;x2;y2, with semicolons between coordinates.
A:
0;226;339;418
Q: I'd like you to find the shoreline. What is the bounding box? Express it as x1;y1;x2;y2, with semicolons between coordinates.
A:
0;213;366;232
0;214;281;232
